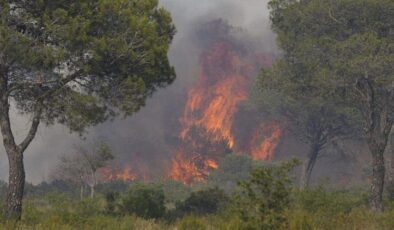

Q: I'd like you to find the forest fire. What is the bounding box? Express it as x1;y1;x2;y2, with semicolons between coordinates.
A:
98;166;138;182
250;122;282;160
168;150;219;185
168;20;282;184
179;41;251;149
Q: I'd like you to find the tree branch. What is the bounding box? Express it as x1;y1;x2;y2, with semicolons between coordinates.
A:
18;100;43;153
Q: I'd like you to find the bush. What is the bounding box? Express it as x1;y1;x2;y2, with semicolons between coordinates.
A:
294;186;367;215
120;183;165;219
233;159;299;229
162;180;192;204
208;153;253;193
104;191;120;215
176;187;228;216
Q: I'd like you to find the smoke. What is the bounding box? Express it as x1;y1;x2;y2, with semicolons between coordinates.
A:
0;0;276;184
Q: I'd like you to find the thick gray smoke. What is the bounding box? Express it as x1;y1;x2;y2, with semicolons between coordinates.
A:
0;0;276;184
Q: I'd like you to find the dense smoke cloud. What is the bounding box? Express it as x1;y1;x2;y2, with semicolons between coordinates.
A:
0;0;275;184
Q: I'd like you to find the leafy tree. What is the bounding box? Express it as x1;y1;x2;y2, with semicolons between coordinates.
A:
254;73;356;188
233;160;298;230
120;183;165;219
0;0;175;218
255;2;359;187
267;0;393;210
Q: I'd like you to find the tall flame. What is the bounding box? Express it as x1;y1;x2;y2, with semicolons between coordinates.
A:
168;36;282;184
179;41;251;148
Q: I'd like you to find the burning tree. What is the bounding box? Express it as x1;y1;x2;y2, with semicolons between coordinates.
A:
168;20;281;184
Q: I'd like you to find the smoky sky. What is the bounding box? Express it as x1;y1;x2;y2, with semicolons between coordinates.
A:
0;0;276;184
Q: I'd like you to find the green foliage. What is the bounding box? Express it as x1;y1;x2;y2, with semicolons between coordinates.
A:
208;153;253;192
265;0;394;209
0;0;176;132
24;180;75;198
233;159;299;229
263;0;394;145
93;141;114;169
161;180;192;204
104;191;120;215
293;186;367;216
120;183;165;219
175;187;229;217
1;182;394;229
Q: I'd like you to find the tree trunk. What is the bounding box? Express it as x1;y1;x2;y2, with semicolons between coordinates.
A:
90;185;94;199
302;142;320;188
368;139;387;212
0;92;40;219
364;111;391;212
80;185;84;200
0;97;25;219
355;75;393;211
5;149;25;219
90;171;96;199
0;118;25;219
1;61;41;220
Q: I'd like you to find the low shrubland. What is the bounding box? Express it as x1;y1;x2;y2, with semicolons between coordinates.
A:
1;160;394;229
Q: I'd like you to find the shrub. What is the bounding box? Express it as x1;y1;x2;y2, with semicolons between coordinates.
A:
120;183;165;219
103;191;121;215
162;180;192;204
176;187;228;216
208;153;253;193
294;186;366;215
233;159;299;229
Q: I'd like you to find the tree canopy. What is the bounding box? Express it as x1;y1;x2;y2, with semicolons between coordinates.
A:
1;0;175;131
263;0;394;210
0;0;176;219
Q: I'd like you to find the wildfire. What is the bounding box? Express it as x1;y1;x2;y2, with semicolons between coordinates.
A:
250;122;282;160
168;20;282;185
98;165;138;182
168;150;219;185
179;41;251;148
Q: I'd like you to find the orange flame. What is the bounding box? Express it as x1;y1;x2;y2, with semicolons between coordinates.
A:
179;41;251;148
169;24;282;185
250;122;282;160
168;150;218;185
98;166;138;182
